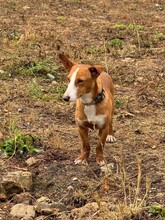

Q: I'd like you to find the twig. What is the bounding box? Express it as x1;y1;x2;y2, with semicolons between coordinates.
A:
9;165;28;171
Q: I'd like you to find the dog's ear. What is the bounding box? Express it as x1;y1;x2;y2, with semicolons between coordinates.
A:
89;65;104;78
59;54;76;71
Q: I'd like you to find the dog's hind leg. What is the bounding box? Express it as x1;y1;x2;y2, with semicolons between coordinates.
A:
96;127;109;166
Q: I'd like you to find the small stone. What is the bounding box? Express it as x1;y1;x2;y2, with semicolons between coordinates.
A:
26;157;38;166
122;58;134;63
18;108;23;112
22;5;30;10
10;203;35;218
47;73;55;80
0;193;7;202
12;192;32;204
72;177;78;181
67;186;74;191
35;197;67;213
152;145;157;149
101;163;114;173
137;77;143;82
35;216;45;220
51;80;58;85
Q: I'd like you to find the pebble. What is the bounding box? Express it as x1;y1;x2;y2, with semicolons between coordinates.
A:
47;73;55;80
26;157;38;166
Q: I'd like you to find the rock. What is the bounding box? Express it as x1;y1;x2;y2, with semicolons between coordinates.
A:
67;185;74;191
35;216;45;220
12;192;32;204
18;108;23;112
0;193;6;202
70;202;99;219
35;196;67;214
10;203;35;219
137;77;144;82
2;171;33;198
51;80;58;85
70;202;115;219
47;73;55;80
26;157;38;166
101;163;114;174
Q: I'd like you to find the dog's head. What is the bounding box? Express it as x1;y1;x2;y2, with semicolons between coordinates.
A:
59;54;103;102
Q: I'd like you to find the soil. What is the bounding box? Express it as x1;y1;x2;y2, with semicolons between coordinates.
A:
0;0;165;219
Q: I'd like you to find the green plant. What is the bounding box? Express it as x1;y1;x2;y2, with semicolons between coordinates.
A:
127;24;143;30
28;78;43;99
115;98;123;107
112;23;143;31
49;83;67;101
107;39;122;48
112;24;127;29
18;59;58;76
149;203;165;219
0;120;42;157
85;46;101;55
57;16;65;21
156;32;165;41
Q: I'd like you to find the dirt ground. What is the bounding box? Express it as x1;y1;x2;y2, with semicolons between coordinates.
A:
0;0;165;219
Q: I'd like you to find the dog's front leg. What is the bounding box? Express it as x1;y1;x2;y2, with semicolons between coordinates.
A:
75;126;90;164
96;127;109;166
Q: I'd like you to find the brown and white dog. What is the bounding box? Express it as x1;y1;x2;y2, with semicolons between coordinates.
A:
59;54;116;166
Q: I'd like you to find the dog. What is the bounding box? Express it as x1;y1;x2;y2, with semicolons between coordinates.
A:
59;54;116;166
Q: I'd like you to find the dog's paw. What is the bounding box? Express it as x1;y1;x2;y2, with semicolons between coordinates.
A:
106;135;116;143
74;158;88;165
97;160;105;166
96;156;105;166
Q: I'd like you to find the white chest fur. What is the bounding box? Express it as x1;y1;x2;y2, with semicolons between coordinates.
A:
84;105;105;128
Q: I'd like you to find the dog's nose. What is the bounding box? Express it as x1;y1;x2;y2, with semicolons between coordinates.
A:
63;95;70;102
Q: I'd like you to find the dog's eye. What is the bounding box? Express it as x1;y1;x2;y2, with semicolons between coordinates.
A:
77;79;84;84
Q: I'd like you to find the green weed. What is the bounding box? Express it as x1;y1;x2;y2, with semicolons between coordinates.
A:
112;24;127;29
49;83;67;101
28;79;66;101
18;59;58;76
0;120;42;157
112;23;143;31
28;79;43;99
127;24;143;30
107;39;122;48
149;203;165;220
85;46;101;55
57;16;65;21
155;32;165;41
115;98;123;107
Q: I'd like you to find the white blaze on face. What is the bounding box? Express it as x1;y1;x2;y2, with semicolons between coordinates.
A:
63;68;79;102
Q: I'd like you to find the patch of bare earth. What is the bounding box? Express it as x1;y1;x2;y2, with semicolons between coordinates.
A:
0;0;164;219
